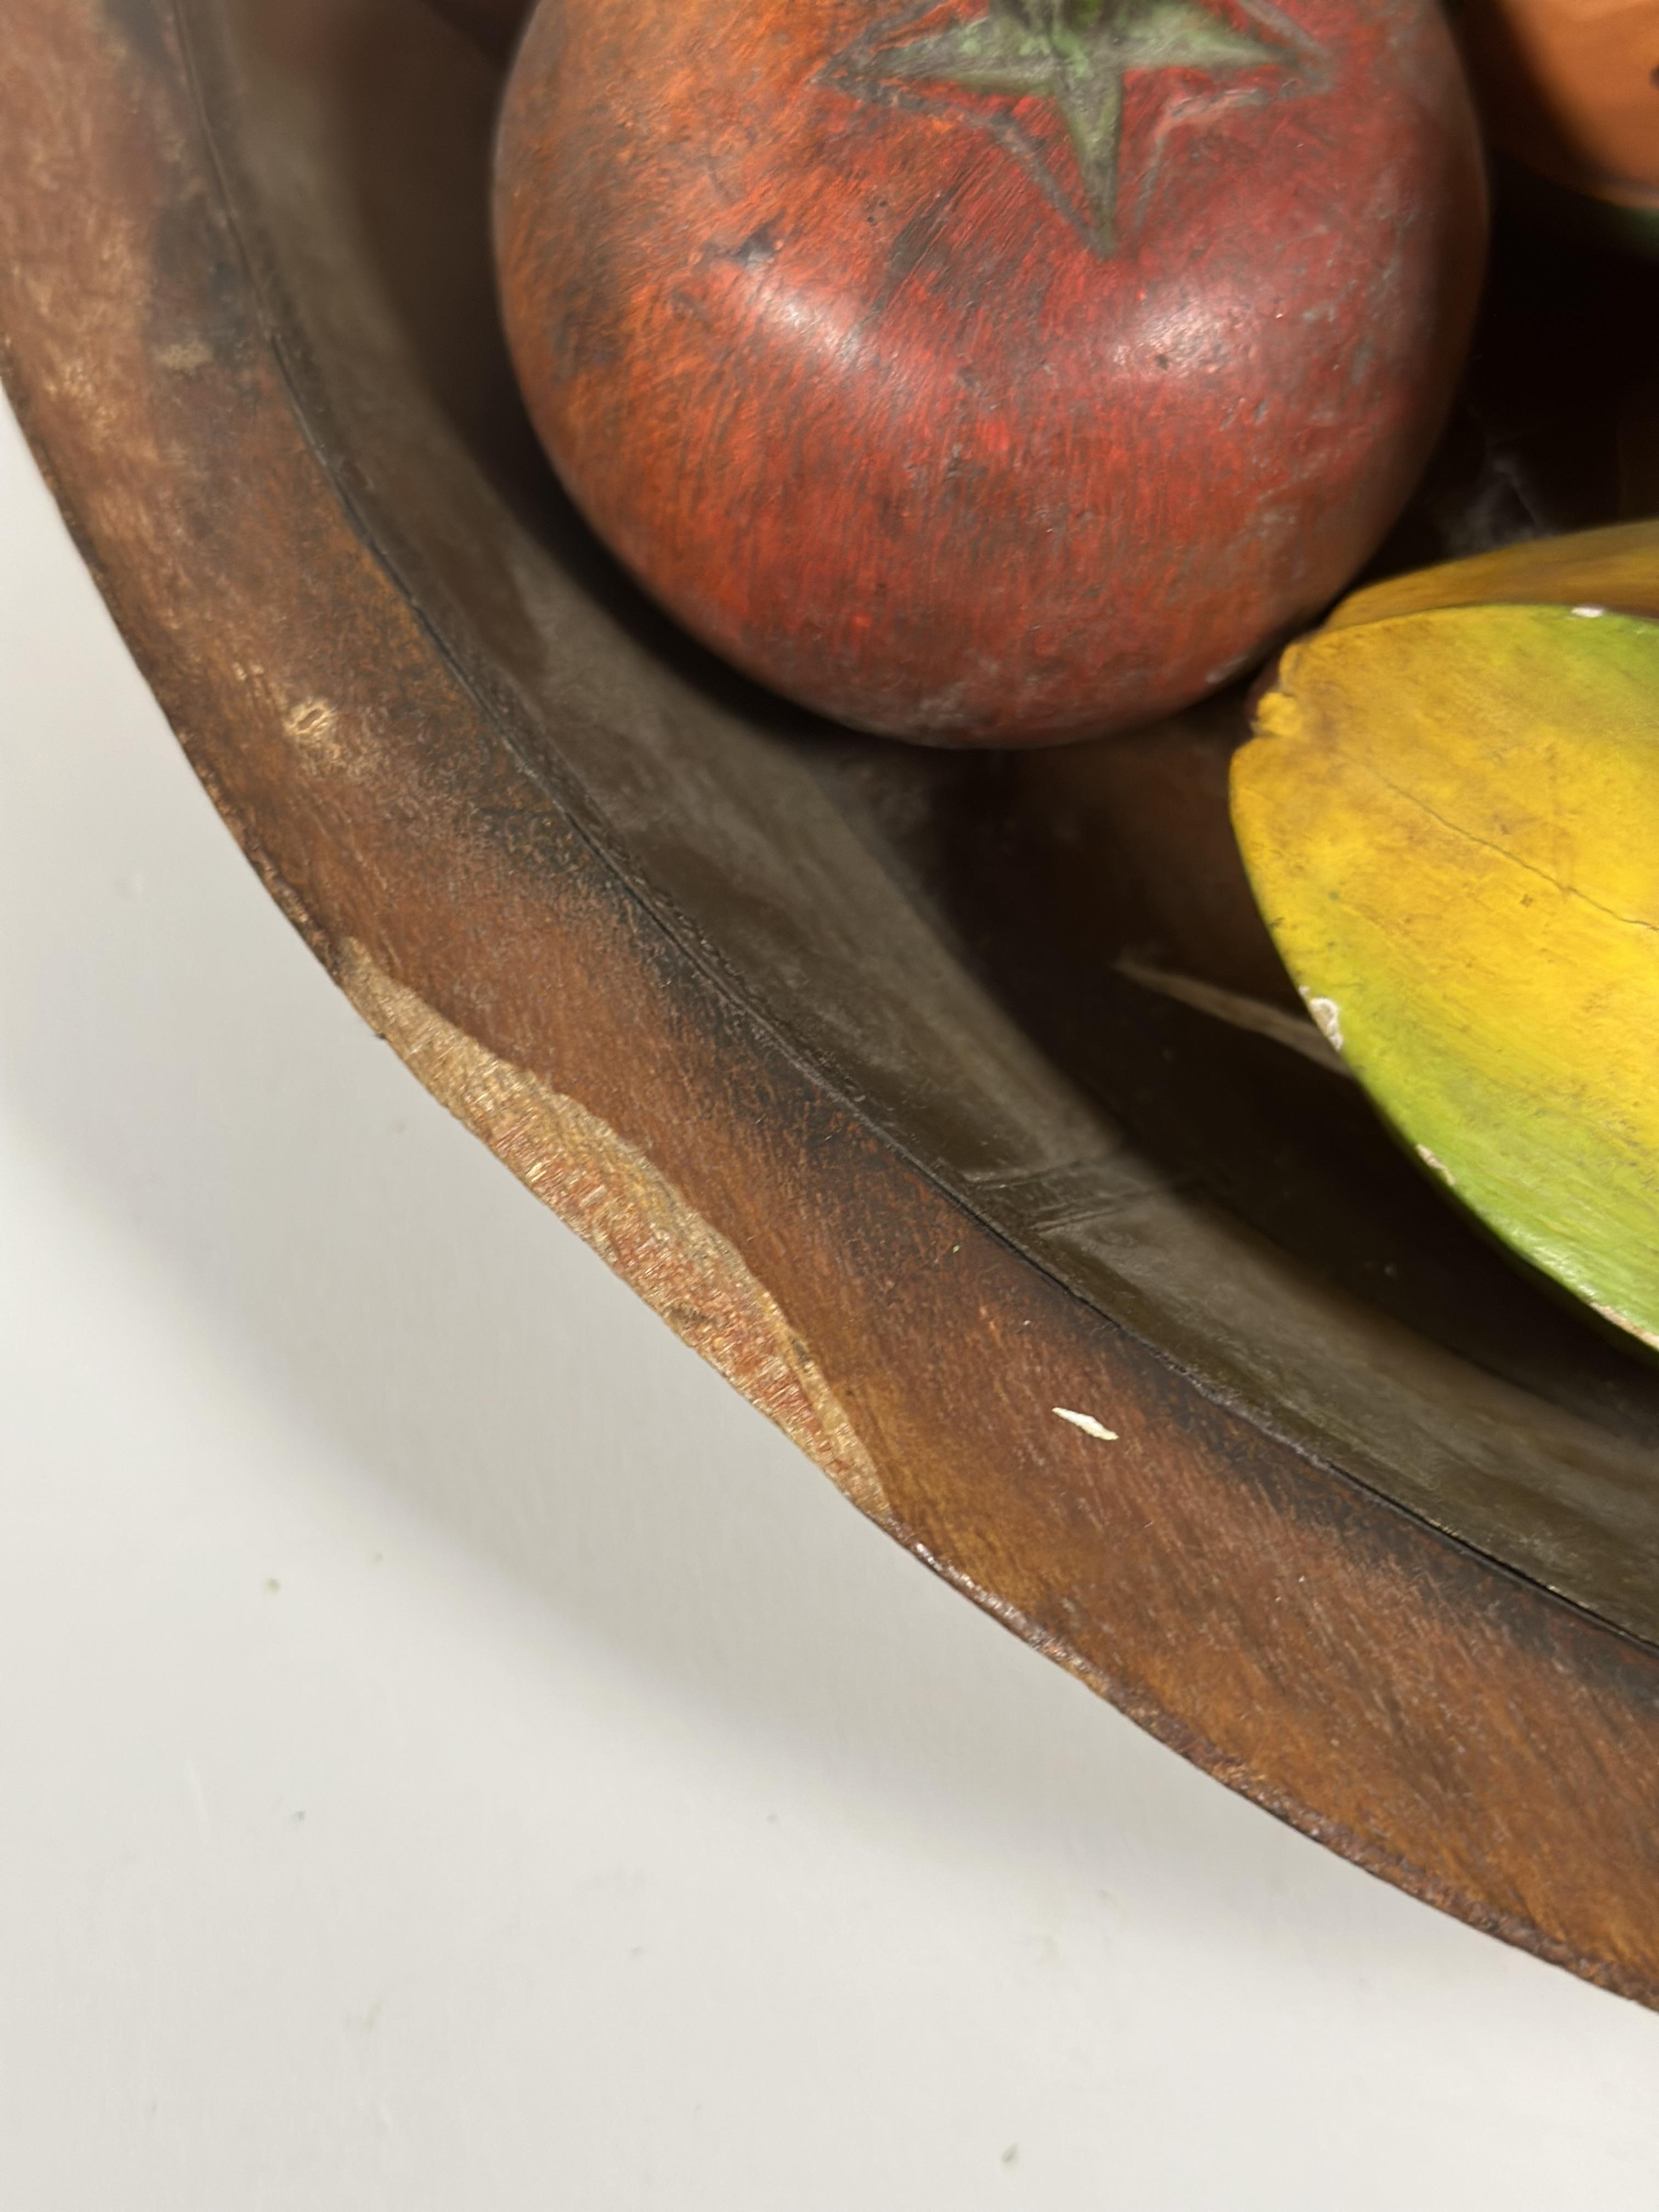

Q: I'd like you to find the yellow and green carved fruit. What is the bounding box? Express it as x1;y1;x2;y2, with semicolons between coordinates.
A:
1230;521;1659;1350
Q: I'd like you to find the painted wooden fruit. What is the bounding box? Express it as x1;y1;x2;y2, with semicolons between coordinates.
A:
494;0;1486;746
1231;521;1659;1350
1459;0;1659;257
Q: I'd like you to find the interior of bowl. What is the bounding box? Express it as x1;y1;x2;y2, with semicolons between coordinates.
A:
190;0;1659;1638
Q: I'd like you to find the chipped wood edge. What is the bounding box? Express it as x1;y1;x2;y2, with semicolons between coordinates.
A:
339;940;895;1531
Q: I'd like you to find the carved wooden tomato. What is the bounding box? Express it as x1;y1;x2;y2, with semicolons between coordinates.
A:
495;0;1486;744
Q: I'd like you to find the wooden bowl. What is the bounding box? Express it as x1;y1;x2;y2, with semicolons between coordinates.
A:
7;0;1659;2001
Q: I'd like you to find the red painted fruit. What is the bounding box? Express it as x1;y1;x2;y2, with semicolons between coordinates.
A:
495;0;1486;746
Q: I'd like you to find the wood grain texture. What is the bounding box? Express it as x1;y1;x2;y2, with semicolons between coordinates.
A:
5;0;1659;2006
343;941;894;1525
495;0;1485;742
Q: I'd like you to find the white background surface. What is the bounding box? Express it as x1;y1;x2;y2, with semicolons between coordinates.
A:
4;381;1658;2209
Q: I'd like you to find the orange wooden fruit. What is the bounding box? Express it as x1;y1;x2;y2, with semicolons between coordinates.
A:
1459;0;1659;253
495;0;1486;744
1461;0;1659;199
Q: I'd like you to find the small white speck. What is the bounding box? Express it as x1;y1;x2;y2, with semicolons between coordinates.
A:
1053;1407;1119;1442
155;337;212;375
1570;605;1606;619
1416;1144;1456;1188
283;696;344;766
1304;994;1345;1052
